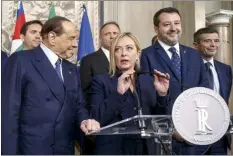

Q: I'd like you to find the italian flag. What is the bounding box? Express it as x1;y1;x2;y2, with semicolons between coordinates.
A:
49;2;56;19
10;0;26;55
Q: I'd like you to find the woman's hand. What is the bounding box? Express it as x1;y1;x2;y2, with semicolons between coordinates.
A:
117;70;135;95
153;69;170;96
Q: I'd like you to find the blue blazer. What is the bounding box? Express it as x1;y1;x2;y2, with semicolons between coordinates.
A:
214;60;232;104
89;73;168;155
1;46;89;154
214;60;232;150
140;42;210;155
194;60;233;155
141;42;210;115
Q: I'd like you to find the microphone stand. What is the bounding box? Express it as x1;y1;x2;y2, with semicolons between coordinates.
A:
134;90;147;130
133;72;174;154
133;73;147;136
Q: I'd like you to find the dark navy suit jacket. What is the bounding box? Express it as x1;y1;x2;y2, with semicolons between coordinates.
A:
89;73;168;155
141;42;210;114
214;60;232;105
80;48;109;107
1;46;89;154
140;42;210;154
1;51;8;72
213;60;232;151
211;60;232;152
195;60;232;155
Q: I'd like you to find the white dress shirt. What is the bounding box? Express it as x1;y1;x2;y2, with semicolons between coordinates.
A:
40;43;64;81
203;58;220;93
101;47;110;62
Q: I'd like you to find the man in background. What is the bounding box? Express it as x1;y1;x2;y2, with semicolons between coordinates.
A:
193;27;232;155
20;20;43;50
80;21;121;105
140;7;210;154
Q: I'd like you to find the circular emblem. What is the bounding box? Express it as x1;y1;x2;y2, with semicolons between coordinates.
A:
172;87;230;145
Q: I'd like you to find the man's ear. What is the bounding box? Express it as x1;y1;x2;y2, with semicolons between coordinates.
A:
193;42;199;49
154;25;159;35
48;31;56;40
48;31;56;45
99;32;102;42
20;34;24;42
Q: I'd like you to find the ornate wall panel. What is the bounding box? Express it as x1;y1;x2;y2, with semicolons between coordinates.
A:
1;1;100;64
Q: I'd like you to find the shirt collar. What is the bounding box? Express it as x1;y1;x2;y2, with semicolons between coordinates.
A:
101;46;110;61
203;58;215;68
158;40;180;53
40;43;60;67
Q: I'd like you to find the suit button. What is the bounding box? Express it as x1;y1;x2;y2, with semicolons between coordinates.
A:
46;97;50;101
134;107;136;110
50;144;54;148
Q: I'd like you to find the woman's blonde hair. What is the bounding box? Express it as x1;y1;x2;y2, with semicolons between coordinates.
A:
109;32;141;76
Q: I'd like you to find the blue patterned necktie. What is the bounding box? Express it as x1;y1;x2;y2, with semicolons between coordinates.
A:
205;62;214;90
55;59;63;83
169;47;181;80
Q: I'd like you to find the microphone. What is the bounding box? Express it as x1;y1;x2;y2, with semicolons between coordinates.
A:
132;72;147;132
117;70;147;133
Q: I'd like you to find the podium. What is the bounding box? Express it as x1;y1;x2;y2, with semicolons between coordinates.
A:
87;115;173;154
88;87;233;154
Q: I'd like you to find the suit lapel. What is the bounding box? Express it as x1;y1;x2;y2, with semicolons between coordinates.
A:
214;60;225;98
180;45;188;83
154;42;181;82
97;49;109;71
32;46;65;104
62;60;75;91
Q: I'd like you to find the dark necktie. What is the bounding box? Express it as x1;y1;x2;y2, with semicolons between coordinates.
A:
55;59;63;83
205;62;214;90
169;47;181;81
